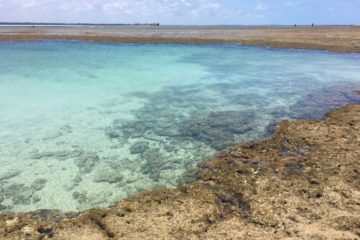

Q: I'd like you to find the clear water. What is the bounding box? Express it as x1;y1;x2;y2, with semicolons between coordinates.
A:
0;41;359;212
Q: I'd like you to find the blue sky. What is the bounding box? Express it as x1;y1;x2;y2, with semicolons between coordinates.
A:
0;0;359;25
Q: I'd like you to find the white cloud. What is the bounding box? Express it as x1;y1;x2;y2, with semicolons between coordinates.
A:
189;1;224;18
285;1;299;6
1;0;359;25
0;0;228;18
254;2;267;11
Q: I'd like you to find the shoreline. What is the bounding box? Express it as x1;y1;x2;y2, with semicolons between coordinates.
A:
1;29;360;239
0;26;360;53
1;101;359;239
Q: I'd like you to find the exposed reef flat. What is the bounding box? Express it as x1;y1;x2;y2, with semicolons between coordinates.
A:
1;101;359;239
0;26;360;52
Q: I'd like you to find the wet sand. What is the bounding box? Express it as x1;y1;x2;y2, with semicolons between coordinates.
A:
0;26;360;52
1;27;360;239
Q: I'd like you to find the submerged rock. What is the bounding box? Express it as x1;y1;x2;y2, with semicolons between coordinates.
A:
0;170;21;182
0;203;6;211
60;124;73;133
71;175;82;187
32;195;41;203
12;195;31;205
0;183;35;206
72;191;88;204
93;169;124;184
143;132;164;142
31;150;55;159
31;149;82;161
122;121;149;139
74;153;100;174
105;129;121;139
181;111;254;150
31;178;47;192
141;148;166;181
153;126;180;137
129;141;149;154
290;83;360;119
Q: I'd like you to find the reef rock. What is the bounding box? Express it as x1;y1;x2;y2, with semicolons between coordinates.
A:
94;168;124;184
74;152;100;174
129;141;149;154
31;178;47;192
181;111;254;150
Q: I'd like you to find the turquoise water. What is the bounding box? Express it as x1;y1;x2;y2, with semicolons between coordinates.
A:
0;41;359;212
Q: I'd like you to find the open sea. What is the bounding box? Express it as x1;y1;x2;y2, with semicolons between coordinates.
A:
0;41;359;212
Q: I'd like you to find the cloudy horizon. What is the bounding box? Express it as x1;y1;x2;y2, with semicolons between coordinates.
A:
0;0;359;25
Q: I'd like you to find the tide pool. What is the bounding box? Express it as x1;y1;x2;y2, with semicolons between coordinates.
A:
0;41;359;212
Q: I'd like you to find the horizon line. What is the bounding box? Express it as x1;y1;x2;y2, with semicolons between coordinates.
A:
0;22;359;27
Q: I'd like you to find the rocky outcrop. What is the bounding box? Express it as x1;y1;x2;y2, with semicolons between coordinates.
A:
1;102;359;239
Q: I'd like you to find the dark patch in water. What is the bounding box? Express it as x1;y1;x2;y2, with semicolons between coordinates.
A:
290;83;360;119
181;111;255;150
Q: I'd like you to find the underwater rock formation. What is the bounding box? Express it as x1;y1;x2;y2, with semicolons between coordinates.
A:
31;149;83;161
93;168;124;184
0;171;20;182
181;111;254;150
0;178;47;210
98;81;360;203
129;141;149;154
74;152;99;174
290;83;360;119
30;179;47;192
140;148;166;181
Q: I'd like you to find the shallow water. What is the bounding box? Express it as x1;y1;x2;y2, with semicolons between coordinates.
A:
0;41;359;212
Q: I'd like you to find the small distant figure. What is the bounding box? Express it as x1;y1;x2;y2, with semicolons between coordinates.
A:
294;24;297;27
312;23;314;27
157;22;160;27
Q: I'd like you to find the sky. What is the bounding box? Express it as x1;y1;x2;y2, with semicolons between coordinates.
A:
0;0;359;25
